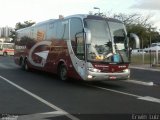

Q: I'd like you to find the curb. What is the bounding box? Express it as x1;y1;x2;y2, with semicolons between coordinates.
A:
130;66;160;72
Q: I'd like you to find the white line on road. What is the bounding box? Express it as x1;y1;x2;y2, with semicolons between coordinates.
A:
124;79;154;86
138;96;160;103
18;111;67;120
86;84;141;98
0;75;79;120
86;84;160;104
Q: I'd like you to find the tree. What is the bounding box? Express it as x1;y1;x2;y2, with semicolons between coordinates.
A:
10;20;35;42
108;12;160;48
15;21;35;30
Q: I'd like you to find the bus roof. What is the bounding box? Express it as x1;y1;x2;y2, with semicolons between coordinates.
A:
17;14;123;32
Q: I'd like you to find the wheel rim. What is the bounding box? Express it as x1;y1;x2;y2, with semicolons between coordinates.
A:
60;65;67;80
25;63;28;70
3;53;7;56
24;60;29;71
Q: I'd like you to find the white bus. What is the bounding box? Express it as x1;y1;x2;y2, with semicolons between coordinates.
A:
0;42;14;56
14;14;139;81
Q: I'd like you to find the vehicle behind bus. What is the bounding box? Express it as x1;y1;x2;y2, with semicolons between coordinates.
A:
14;14;139;81
0;43;14;56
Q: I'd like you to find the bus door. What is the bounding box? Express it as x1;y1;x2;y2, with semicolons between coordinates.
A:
68;18;86;79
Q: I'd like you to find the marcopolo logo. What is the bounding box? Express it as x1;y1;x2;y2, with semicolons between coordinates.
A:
28;41;52;67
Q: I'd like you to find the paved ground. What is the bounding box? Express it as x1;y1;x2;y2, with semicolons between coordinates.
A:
0;56;160;120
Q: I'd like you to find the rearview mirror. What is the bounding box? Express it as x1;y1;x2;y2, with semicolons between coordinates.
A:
129;33;140;49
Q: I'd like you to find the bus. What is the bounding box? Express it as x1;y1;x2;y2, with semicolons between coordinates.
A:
14;14;140;81
0;42;14;56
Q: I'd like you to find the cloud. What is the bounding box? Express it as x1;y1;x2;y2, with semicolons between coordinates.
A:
131;0;160;10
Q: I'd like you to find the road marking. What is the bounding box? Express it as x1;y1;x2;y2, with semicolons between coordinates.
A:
41;111;66;115
124;80;154;86
0;75;79;120
18;111;67;120
86;84;160;104
138;96;160;103
86;84;141;98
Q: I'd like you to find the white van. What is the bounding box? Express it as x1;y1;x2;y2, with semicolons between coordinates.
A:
151;43;160;47
132;49;146;54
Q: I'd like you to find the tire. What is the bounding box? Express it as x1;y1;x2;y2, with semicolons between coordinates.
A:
24;59;30;71
58;64;68;81
20;58;24;69
3;52;7;56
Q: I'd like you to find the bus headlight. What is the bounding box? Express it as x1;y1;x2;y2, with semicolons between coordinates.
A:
88;68;101;72
123;69;130;73
88;75;93;79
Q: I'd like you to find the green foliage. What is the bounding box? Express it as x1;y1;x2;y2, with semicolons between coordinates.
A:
90;10;160;48
9;30;17;42
111;13;160;48
10;20;35;42
15;21;35;30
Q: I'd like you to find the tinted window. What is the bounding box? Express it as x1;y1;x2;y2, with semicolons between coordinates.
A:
70;18;84;60
56;20;69;40
70;18;83;40
47;22;57;40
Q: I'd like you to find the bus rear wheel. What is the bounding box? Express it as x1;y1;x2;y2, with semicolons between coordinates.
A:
20;58;29;71
58;64;68;81
24;59;30;71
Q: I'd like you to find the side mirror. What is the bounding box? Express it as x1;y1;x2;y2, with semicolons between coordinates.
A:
129;33;140;49
84;28;91;44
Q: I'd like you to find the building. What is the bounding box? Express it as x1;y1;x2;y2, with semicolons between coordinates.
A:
0;26;14;42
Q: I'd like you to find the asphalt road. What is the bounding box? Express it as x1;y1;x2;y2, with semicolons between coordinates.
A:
0;56;160;120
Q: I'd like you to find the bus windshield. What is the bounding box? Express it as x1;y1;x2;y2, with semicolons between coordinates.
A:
108;21;129;62
84;19;129;63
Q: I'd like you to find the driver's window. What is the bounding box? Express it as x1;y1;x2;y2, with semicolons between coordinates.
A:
76;34;84;60
70;18;84;60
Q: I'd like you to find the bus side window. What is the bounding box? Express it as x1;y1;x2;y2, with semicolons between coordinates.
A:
47;22;57;40
56;20;69;40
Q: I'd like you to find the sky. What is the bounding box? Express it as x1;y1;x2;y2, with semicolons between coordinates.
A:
0;0;160;31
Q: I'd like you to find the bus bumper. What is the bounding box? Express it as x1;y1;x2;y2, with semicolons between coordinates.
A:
85;69;130;81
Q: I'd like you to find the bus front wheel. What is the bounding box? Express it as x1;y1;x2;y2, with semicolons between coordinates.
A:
58;64;68;81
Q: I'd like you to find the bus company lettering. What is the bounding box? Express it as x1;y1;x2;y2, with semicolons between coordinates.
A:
118;65;127;68
94;65;109;68
15;45;26;50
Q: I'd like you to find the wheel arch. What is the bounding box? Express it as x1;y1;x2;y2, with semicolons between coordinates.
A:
57;59;68;73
